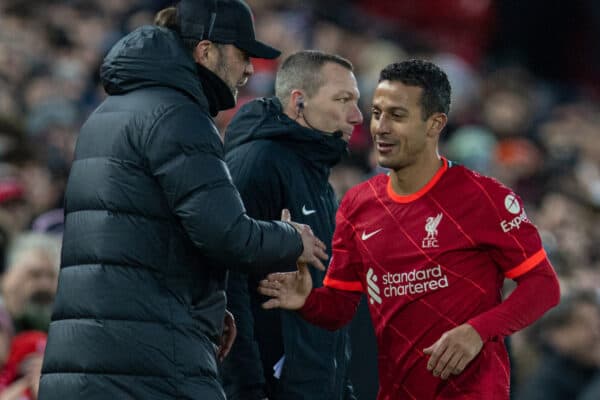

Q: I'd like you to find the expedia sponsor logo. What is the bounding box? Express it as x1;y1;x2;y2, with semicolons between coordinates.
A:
501;194;529;233
501;209;529;233
504;194;521;215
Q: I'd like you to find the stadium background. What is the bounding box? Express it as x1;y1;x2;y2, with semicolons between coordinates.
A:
0;0;598;399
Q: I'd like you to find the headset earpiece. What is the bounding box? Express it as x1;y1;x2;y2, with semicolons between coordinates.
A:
296;95;304;110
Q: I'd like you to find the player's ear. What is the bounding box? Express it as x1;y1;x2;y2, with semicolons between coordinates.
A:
427;113;448;138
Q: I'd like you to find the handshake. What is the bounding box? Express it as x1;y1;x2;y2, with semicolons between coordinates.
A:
281;209;328;271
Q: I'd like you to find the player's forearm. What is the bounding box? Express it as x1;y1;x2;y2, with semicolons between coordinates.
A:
468;260;560;341
299;286;361;331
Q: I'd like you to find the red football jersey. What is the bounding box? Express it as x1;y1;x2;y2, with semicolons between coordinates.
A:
323;158;549;400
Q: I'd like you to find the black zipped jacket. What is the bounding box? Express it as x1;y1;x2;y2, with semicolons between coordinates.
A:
38;26;302;400
221;97;355;400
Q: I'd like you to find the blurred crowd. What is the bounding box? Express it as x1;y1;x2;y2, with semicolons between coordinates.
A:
0;0;598;399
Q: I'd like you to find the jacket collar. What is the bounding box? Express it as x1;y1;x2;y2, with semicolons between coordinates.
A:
195;64;236;117
225;97;348;167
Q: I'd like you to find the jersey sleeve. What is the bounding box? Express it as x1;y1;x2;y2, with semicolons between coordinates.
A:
468;259;560;341
322;194;364;293
475;178;549;279
299;286;362;331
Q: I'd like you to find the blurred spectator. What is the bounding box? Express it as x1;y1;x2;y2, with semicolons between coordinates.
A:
493;137;544;199
535;192;598;281
443;125;497;175
0;180;30;238
516;290;600;400
0;227;9;274
0;306;13;369
0;331;47;400
0;118;29;167
538;103;600;208
354;0;495;64
0;305;15;394
18;158;66;224
480;67;536;139
1;233;60;333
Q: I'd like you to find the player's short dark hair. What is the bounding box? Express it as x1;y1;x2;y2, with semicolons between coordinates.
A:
379;60;451;120
275;50;353;108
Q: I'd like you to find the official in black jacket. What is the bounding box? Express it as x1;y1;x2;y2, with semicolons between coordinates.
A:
38;2;328;399
222;51;363;400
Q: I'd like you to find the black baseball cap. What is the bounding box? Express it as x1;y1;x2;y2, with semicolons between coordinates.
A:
177;0;281;59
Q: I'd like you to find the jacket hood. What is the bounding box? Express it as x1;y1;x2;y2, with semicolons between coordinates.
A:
100;25;234;116
224;97;347;166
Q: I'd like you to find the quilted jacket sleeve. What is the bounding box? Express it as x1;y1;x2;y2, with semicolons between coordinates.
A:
145;103;303;274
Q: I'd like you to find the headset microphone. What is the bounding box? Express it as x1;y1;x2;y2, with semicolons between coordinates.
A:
296;95;344;139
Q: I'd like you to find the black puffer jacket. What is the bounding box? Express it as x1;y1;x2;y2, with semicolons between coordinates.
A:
221;97;354;400
39;26;302;400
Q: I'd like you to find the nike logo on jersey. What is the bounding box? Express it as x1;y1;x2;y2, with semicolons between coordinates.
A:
302;205;316;216
361;228;382;241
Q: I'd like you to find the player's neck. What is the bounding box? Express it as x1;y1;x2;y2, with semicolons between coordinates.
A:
389;155;443;196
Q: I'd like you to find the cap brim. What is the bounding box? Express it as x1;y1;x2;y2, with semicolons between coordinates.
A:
236;39;281;59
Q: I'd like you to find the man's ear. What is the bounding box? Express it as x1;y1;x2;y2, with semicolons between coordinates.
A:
427;113;448;138
284;90;305;117
192;40;213;66
290;90;305;109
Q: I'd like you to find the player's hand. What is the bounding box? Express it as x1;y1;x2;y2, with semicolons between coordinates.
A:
282;209;327;271
258;263;313;310
217;310;237;362
423;323;483;380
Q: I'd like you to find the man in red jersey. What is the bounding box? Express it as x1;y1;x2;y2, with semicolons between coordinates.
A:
258;60;560;400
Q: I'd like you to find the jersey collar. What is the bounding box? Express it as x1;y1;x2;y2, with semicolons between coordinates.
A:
386;157;448;203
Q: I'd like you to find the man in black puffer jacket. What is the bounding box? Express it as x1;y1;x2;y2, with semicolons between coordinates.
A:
221;51;363;400
38;2;328;399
